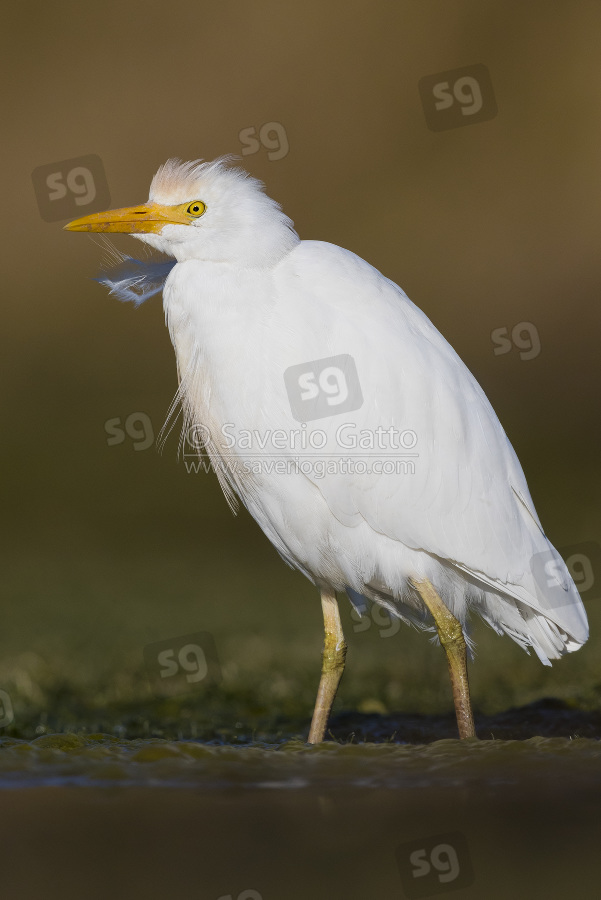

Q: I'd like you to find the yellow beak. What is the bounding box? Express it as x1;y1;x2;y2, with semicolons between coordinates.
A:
64;202;192;233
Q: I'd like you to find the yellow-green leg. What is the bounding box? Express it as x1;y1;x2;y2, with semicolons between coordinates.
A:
411;577;476;740
308;589;347;743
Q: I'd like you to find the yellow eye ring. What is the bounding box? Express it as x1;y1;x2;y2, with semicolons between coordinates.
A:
186;200;206;217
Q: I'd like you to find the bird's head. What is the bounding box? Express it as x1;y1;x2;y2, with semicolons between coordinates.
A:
65;157;299;266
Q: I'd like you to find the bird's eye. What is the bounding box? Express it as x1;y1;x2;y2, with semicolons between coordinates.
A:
186;201;206;217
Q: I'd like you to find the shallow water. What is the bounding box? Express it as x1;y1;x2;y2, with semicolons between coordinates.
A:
1;738;600;900
1;697;599;788
1;731;601;791
2;700;600;899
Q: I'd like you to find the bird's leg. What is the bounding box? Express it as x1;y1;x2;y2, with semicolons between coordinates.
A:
410;577;476;740
308;588;347;743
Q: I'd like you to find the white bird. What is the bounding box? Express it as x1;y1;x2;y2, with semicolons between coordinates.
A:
66;158;588;741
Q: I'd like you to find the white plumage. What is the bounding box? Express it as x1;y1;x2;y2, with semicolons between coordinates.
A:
67;157;588;738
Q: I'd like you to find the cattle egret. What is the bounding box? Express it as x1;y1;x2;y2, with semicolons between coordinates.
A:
65;158;588;742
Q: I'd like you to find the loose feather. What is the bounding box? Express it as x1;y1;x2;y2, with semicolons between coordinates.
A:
95;254;175;306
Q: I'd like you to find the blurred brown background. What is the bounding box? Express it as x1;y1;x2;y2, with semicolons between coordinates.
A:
2;0;601;732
